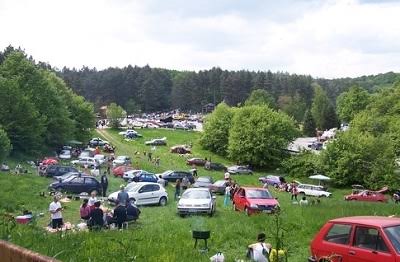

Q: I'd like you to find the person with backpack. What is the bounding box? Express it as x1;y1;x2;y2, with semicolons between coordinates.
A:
248;232;272;262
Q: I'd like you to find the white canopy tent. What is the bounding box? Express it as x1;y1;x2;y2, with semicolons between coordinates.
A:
309;174;331;185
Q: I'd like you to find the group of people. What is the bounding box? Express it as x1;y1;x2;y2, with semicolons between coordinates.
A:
173;175;192;200
49;186;140;231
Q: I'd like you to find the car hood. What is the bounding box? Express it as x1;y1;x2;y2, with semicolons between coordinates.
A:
247;198;279;206
193;182;212;187
178;198;211;206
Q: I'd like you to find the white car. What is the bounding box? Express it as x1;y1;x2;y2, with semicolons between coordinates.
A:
59;150;71;160
297;184;332;197
118;129;138;136
145;123;160;129
177;188;216;217
108;182;168;206
113;156;131;167
71;157;98;168
94;154;106;165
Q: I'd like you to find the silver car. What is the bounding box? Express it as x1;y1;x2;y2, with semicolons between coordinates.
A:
177;188;216;217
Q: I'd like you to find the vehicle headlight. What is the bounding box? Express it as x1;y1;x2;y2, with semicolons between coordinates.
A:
201;204;209;207
249;204;258;209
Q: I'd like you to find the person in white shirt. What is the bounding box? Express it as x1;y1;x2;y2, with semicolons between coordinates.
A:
248;233;271;262
88;191;98;209
49;196;63;229
299;196;309;206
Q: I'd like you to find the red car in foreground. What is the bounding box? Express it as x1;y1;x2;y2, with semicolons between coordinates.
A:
112;165;133;177
345;187;388;203
309;216;400;262
232;187;279;215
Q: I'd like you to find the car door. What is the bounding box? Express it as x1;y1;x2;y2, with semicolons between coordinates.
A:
348;226;395;262
136;184;154;205
84;177;99;193
319;223;352;261
67;177;85;193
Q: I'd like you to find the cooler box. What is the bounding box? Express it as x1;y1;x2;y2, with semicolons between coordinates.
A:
16;215;32;224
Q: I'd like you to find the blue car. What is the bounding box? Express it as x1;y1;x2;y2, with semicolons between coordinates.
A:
49;175;102;194
123;170;158;183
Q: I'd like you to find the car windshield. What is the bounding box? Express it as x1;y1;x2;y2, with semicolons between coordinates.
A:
161;170;172;176
214;181;225;186
247;189;273;199
182;190;210;199
384;225;400;254
197;177;210;183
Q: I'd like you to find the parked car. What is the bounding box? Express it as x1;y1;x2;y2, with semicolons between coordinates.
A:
55;172;81;181
89;137;109;147
112;156;131;167
186;158;207;166
123;170;157;183
309;216;400;262
192;176;214;188
209;180;229;194
227;165;253;175
71;157;99;168
159;122;174;129
118;129;141;136
78;148;96;159
113;165;133;178
41;158;59;166
297;183;332;197
177;188;216;217
108;182;168;206
145;123;160;129
44;165;79;178
259;175;286;187
145;137;167;146
170;145;192;154
345;187;388;203
233;187;280;215
49;175;102;194
94;154;106;165
59;150;72;160
204;162;227;171
159;170;195;184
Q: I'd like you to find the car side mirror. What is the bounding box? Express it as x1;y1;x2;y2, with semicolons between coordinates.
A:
212;195;216;199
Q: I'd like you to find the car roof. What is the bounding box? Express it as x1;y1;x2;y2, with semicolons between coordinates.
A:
298;183;323;187
135;182;159;186
185;188;210;192
241;186;268;191
330;216;400;228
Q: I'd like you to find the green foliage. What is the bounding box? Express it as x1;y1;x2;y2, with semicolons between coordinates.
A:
0;50;94;154
320;130;397;189
277;94;307;123
0;128;11;162
281;151;321;178
107;103;126;128
311;84;338;130
245;89;276;108
200;103;235;156
336;86;370;123
125;98;141;115
302;109;316;137
228;105;299;167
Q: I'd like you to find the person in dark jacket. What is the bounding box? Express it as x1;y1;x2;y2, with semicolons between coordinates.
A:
126;202;140;221
110;201;127;229
100;172;108;197
88;201;104;230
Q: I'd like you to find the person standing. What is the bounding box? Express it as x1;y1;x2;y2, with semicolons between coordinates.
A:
100;172;108;197
148;151;152;162
248;233;271;262
224;184;231;207
117;185;129;206
175;179;181;201
181;176;189;190
49;196;63;229
290;181;298;201
224;171;230;181
158;175;166;187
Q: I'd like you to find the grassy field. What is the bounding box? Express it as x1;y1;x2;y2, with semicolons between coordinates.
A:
1;128;400;262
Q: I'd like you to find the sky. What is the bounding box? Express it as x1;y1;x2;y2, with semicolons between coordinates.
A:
1;0;399;78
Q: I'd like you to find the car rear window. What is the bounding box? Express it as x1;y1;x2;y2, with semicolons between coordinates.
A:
324;224;352;245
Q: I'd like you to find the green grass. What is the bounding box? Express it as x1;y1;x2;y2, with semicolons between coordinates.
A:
1;128;400;262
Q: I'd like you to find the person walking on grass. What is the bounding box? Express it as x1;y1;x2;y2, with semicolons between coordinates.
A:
290;181;298;201
224;184;231;207
49;196;63;229
100;172;108;197
175;179;181;201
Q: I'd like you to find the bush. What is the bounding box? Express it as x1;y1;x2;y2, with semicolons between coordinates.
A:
281;151;321;178
0;127;11;162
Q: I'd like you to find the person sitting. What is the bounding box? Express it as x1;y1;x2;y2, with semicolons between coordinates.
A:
80;199;91;220
299;196;309;206
126;202;140;222
88;201;104;230
88;191;98;211
107;201;127;230
248;233;272;262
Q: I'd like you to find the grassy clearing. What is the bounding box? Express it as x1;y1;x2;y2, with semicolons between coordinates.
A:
1;128;399;262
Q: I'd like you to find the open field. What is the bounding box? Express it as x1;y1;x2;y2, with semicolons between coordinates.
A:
1;128;399;262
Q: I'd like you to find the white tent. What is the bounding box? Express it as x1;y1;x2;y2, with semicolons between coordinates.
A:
309;174;331;185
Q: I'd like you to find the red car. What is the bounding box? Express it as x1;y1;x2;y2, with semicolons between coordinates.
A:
309;216;400;262
41;158;58;166
112;165;133;177
232;187;280;215
345;187;388;203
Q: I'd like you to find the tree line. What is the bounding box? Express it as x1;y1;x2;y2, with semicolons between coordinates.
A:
0;47;95;160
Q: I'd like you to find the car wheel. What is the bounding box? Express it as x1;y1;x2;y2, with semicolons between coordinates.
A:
159;197;167;206
244;207;251;216
179;214;186;218
249;172;253;175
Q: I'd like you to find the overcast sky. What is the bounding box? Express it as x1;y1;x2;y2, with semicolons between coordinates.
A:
1;0;399;78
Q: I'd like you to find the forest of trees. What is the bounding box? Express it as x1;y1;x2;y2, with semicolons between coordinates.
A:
0;47;95;159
